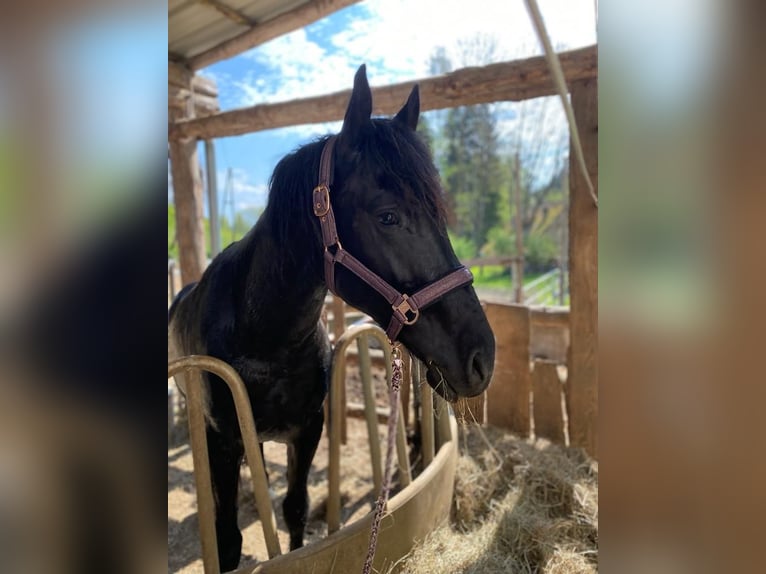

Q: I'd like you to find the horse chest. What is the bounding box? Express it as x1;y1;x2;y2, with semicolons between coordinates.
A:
230;349;328;443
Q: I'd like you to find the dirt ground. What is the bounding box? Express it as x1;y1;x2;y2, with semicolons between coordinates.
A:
168;365;398;574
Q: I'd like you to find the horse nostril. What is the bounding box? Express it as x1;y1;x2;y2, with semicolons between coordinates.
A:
467;350;489;386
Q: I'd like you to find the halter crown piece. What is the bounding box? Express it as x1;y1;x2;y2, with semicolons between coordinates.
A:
312;135;474;342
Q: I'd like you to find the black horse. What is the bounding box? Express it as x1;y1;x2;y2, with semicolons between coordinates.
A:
168;65;495;571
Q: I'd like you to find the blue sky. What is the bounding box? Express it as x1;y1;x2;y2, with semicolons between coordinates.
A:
173;0;597;221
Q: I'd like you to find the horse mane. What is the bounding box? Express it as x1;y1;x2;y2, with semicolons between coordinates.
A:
261;119;447;263
362;119;447;224
262;135;329;253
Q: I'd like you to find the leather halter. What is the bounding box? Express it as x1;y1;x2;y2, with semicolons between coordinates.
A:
312;135;474;342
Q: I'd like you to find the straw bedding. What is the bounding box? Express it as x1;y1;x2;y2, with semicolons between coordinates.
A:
391;424;598;574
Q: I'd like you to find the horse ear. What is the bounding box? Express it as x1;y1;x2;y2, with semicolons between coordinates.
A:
339;64;372;149
394;84;420;130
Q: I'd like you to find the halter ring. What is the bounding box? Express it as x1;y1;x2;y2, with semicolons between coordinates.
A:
394;295;420;325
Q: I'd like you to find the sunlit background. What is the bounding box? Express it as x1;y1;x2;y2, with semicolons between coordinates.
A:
0;0;764;572
166;0;598;308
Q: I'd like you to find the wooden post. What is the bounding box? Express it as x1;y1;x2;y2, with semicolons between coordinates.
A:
532;359;566;444
559;218;567;305
567;78;598;458
169;138;207;285
513;152;525;303
485;303;531;436
171;47;598;141
419;368;435;467
205;139;221;256
358;336;383;494
331;295;347;443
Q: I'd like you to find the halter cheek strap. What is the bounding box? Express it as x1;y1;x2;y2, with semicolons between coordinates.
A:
313;135;474;342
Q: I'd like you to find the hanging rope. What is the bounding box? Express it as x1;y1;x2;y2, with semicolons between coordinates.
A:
524;0;598;208
362;343;403;574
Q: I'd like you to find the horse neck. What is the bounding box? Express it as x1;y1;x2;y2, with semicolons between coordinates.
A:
239;216;327;347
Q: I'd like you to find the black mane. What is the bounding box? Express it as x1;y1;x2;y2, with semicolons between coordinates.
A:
360;119;447;223
261;120;447;254
261;135;329;252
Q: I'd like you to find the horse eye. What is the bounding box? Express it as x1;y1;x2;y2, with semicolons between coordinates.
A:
378;212;399;226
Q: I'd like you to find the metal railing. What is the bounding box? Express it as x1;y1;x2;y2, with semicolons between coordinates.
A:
524;268;567;306
168;355;281;574
327;323;413;534
169;325;453;572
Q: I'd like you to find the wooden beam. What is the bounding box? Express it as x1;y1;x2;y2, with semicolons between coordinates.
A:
170;45;598;141
205;139;221;257
169;61;218;97
485;303;531;436
168;60;193;90
168;88;220;115
532;359;566;444
567;78;598;458
190;75;218;98
169;60;220;122
188;0;362;71
198;0;254;27
169;138;207;285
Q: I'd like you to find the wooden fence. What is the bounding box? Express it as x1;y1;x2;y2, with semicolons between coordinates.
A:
321;294;594;456
481;302;574;447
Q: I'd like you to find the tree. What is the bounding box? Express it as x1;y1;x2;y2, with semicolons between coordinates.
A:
424;38;571;301
432;38;504;250
505;96;569;286
443;104;502;248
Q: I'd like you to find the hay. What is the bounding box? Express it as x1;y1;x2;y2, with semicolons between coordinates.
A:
390;425;598;574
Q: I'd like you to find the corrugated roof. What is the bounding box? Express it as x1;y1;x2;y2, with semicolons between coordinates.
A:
169;0;312;61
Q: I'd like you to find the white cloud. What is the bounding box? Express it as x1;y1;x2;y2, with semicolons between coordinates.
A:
237;28;359;103
227;0;596;137
202;0;595;190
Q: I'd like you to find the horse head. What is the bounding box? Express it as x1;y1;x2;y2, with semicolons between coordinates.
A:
327;65;495;402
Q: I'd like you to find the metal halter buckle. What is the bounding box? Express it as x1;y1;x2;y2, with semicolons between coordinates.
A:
313;184;330;217
393;294;420;325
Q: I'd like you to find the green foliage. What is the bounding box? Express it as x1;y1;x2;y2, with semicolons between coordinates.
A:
481;226;514;257
168;204;178;259
449;232;477;261
443;103;502;248
417;115;435;153
470;265;545;292
168;203;259;260
424;41;568;300
524;231;558;273
470;265;510;288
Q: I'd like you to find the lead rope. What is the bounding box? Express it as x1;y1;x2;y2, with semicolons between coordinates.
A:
361;343;403;574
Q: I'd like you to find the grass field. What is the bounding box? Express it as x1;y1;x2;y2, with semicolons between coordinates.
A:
470;265;568;306
470;265;543;292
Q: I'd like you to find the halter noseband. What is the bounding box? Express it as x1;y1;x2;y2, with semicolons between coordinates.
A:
313;135;474;342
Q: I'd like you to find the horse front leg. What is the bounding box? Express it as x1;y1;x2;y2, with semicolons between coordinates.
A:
282;409;324;550
206;424;244;571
